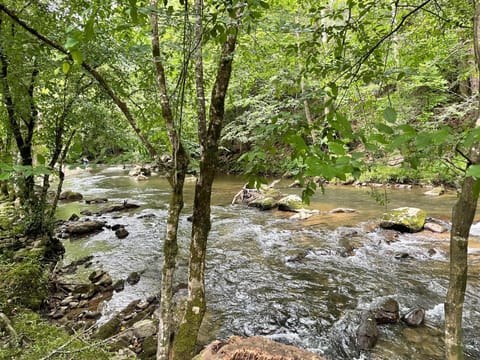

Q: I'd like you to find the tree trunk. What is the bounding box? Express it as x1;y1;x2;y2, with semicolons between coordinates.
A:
171;4;240;357
149;1;190;359
444;3;480;359
445;175;480;359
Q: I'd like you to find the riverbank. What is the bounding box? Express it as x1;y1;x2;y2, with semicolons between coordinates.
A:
0;198;117;359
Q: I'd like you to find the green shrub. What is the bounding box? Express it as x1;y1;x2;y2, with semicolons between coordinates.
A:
0;258;48;312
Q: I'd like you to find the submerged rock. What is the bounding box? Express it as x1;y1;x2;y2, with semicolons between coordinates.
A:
424;186;445;196
194;335;324;360
128;165;152;177
380;207;426;232
356;312;379;350
100;201;140;214
85;197;108;204
127;272;141;285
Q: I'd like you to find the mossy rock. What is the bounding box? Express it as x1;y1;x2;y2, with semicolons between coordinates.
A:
138;335;157;359
0;258;48;311
247;196;278;211
380;207;427;233
92;315;122;340
278;195;303;212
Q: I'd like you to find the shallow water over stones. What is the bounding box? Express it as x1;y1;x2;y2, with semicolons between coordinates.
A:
57;166;480;360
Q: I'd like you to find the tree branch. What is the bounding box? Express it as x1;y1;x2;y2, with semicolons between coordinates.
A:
0;2;159;160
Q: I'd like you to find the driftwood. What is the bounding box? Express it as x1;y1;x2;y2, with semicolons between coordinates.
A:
231;187;262;205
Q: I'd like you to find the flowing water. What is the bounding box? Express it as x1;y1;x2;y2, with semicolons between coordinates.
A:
57;166;480;360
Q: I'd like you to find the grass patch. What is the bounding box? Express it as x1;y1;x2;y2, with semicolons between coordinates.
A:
1;309;117;360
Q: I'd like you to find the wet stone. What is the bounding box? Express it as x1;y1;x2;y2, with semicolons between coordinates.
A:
115;228;129;239
113;279;125;292
127;272;141;285
374;298;400;324
402;307;425;327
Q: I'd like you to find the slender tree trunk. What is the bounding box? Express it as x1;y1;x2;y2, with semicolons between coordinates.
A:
149;1;190;359
295;15;316;143
444;3;480;359
172;5;240;355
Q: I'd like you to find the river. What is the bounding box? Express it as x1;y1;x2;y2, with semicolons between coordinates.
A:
57;165;480;360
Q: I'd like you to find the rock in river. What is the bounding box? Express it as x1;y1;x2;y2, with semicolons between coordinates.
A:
115;227;129;239
402;307;425;327
356;313;379;350
65;220;105;236
59;190;83;201
374;298;400;324
380;207;426;232
278;194;303;212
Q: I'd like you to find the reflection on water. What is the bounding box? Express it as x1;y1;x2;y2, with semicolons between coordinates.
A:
58;166;480;360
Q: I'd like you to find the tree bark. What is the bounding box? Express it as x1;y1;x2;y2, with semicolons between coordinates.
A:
172;6;240;357
149;1;190;359
444;3;480;359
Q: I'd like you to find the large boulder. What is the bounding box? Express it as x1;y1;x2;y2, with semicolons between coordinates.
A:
277;195;303;212
65;220;106;236
380;207;426;232
247;196;278;211
193;336;324;360
424;186;445;196
132;319;157;339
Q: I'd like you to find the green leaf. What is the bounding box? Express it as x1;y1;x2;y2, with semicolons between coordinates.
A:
0;172;11;181
36;154;46;165
398;124;416;135
84;12;96;41
383;107;397;123
374;122;393;135
287;134;308;153
70;50;83;65
415;132;432;148
62;61;70;75
329;142;346;155
466;164;480;178
64;37;80;50
431;127;451;145
259;1;270;9
370;134;389;144
129;0;138;23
